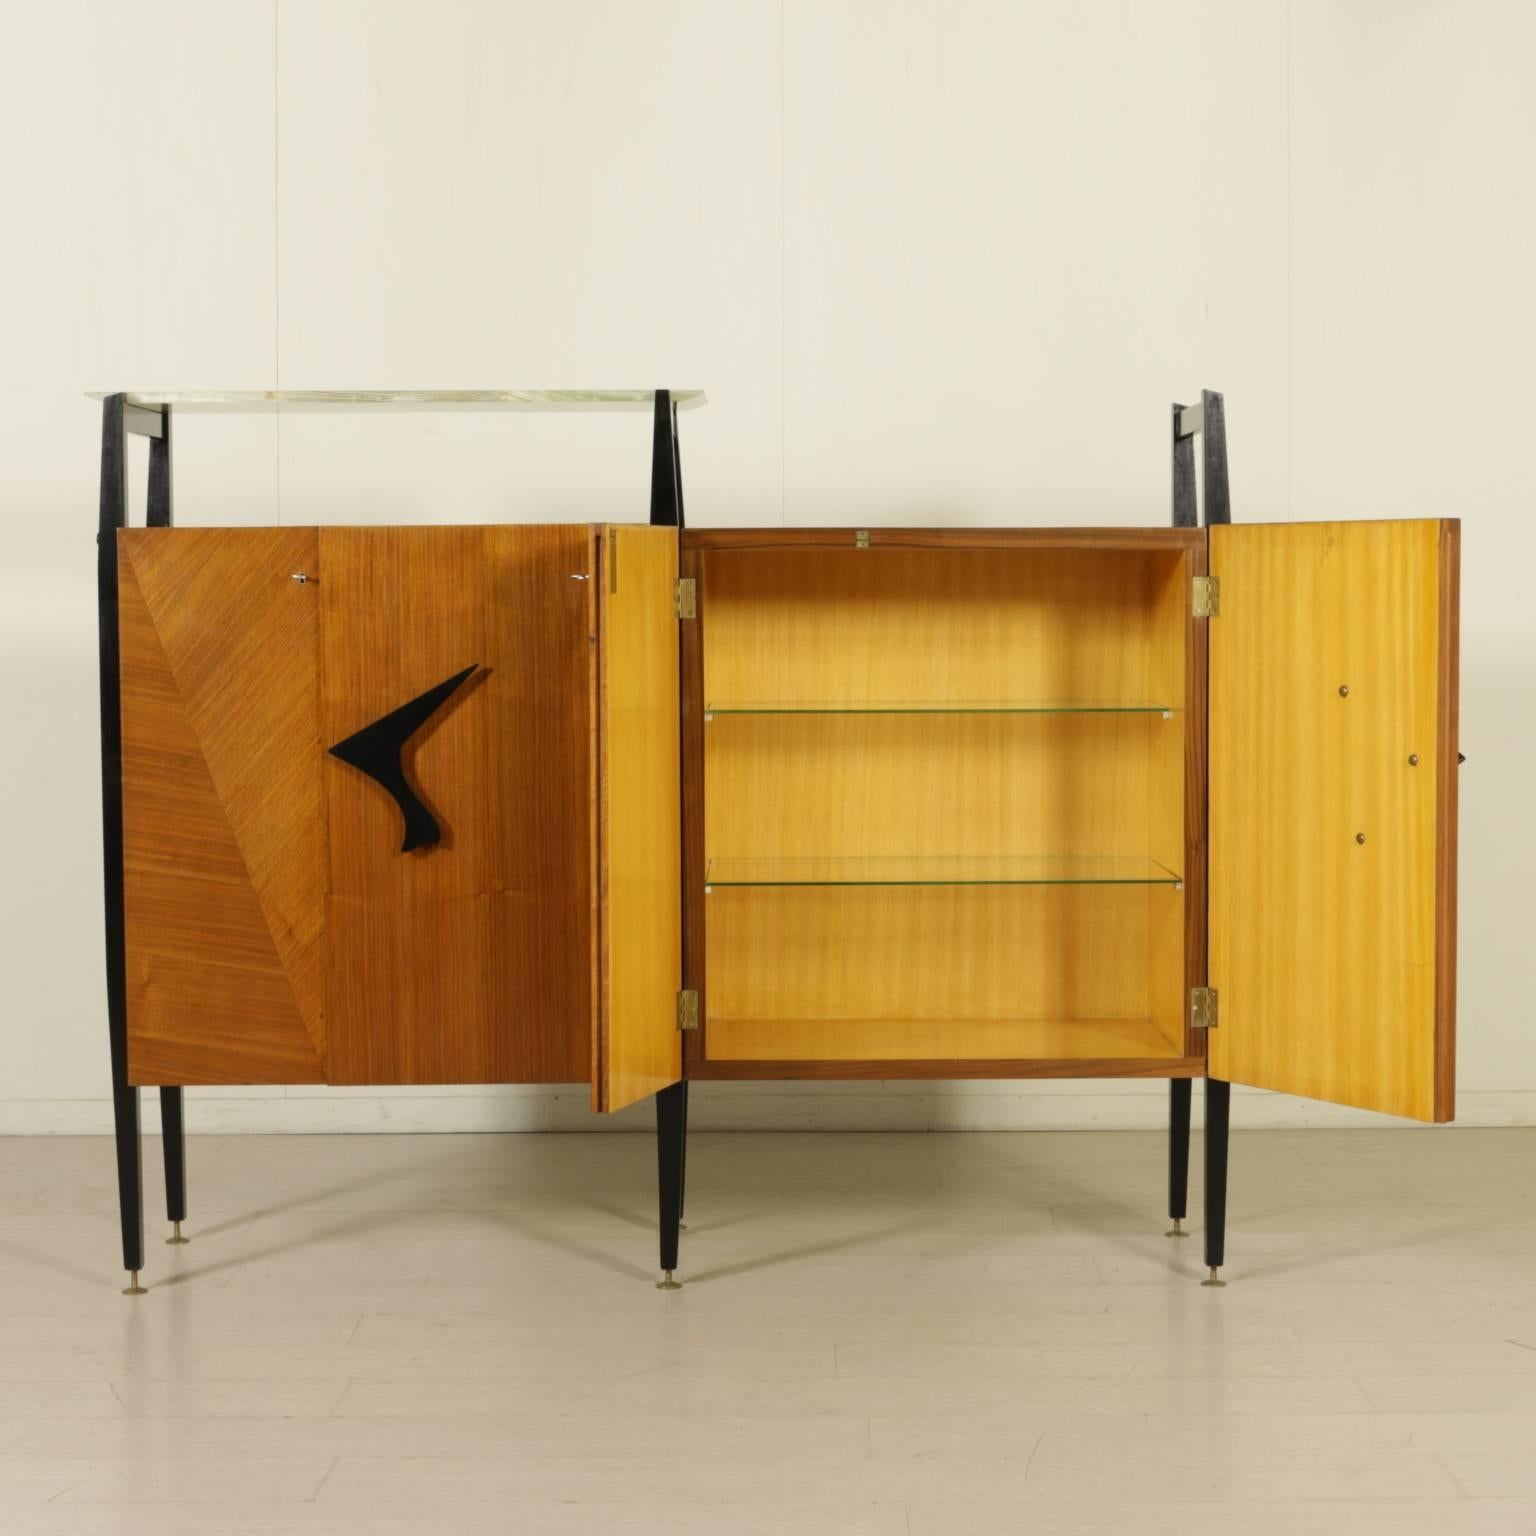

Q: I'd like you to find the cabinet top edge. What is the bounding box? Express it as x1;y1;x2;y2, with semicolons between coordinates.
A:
683;527;1204;552
116;523;649;537
1208;516;1459;534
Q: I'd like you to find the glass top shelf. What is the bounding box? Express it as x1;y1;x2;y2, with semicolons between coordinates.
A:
86;389;706;412
704;855;1183;888
706;700;1176;717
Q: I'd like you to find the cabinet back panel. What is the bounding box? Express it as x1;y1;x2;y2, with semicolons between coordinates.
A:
706;714;1172;860
706;886;1184;1060
703;548;1186;709
699;545;1189;1064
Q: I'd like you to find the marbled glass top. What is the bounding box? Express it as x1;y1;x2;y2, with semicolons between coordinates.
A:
86;388;706;410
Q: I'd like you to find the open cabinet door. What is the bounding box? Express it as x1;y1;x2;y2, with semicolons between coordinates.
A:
1209;520;1459;1122
595;525;683;1111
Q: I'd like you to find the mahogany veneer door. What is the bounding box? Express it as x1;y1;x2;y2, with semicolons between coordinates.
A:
1208;518;1459;1122
121;524;602;1090
321;526;597;1086
119;529;327;1085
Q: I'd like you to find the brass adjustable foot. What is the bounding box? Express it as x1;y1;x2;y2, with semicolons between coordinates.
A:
166;1221;189;1245
1165;1218;1188;1238
1201;1266;1226;1288
122;1270;146;1296
656;1270;683;1291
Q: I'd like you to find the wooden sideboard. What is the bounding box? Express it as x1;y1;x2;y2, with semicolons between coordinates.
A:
93;390;1459;1294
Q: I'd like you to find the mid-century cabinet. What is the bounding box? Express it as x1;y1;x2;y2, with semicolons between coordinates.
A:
93;389;1460;1294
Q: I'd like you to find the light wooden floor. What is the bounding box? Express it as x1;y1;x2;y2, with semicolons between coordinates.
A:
2;1128;1535;1534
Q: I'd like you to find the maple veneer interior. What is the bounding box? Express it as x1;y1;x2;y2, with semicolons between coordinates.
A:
700;543;1191;1063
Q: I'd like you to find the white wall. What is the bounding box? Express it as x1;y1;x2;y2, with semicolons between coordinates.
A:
1;0;1531;1134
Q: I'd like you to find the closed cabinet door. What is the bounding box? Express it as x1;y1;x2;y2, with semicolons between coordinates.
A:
120;527;328;1086
1208;519;1459;1122
122;525;600;1089
122;523;684;1105
320;526;599;1086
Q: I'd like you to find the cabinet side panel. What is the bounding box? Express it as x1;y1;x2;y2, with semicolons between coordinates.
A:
1434;521;1460;1121
1181;539;1209;1061
597;527;682;1112
679;543;707;1080
1209;520;1445;1121
120;529;325;1085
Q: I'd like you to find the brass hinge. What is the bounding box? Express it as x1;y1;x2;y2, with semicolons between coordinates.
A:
854;529;870;549
676;989;699;1031
1192;575;1219;618
674;578;696;619
1190;986;1218;1030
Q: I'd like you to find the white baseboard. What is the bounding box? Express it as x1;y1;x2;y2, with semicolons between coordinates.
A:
1;1085;1531;1134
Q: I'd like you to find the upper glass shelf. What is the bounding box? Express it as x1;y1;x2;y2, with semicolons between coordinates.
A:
704;855;1183;888
706;700;1176;717
85;389;706;412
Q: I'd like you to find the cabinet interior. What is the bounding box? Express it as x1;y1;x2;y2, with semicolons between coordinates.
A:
699;542;1192;1064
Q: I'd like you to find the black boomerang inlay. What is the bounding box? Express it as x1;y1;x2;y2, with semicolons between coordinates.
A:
328;664;479;853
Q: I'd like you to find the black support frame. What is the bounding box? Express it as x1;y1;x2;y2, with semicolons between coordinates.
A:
100;387;695;1292
97;395;141;1291
1167;1077;1191;1237
1171;389;1230;528
649;388;689;1284
1202;1078;1230;1285
650;387;685;531
1170;388;1231;1283
99;388;1232;1291
99;393;188;1292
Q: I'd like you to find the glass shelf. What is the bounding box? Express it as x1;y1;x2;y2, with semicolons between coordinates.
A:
706;700;1175;717
704;855;1183;888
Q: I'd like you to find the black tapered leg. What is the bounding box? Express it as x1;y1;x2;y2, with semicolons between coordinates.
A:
651;392;687;1267
111;1080;144;1286
677;1080;689;1228
98;394;146;1293
656;1081;686;1288
1167;1078;1192;1237
1203;1078;1230;1286
160;1087;188;1242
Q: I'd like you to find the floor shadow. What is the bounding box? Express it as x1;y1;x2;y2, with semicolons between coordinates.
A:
683;1218;930;1284
568;1195;652;1232
0;1235;111;1289
189;1160;435;1238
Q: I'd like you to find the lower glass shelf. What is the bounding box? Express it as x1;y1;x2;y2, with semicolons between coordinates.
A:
703;855;1183;888
705;1015;1187;1062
